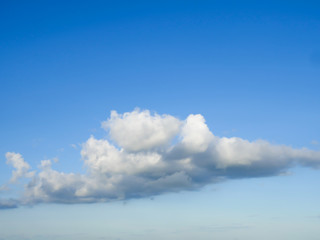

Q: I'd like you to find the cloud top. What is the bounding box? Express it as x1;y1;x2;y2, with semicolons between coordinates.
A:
102;109;181;151
2;109;320;208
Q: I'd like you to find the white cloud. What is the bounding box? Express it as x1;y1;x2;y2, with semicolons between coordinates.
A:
102;109;181;151
180;114;214;153
5;152;34;183
81;136;164;175
2;109;320;207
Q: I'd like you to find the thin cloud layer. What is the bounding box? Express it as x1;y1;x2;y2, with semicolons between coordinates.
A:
1;109;320;208
0;199;18;209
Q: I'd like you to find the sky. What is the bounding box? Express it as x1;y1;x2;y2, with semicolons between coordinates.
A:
0;1;320;239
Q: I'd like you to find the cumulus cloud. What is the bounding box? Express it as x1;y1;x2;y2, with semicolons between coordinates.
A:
2;109;320;208
102;109;181;151
5;152;34;183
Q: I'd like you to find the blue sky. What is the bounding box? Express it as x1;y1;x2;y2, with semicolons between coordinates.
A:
1;1;320;239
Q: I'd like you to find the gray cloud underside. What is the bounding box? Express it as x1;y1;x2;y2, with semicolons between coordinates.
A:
2;109;320;208
0;199;18;209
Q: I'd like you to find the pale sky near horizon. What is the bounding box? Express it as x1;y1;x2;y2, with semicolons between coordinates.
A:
1;1;320;239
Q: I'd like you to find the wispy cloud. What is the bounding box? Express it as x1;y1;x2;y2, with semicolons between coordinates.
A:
2;109;320;208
